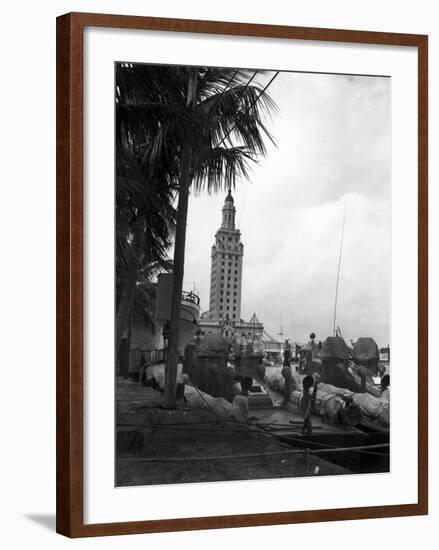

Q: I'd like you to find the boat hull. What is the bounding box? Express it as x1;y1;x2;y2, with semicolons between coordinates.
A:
179;298;200;353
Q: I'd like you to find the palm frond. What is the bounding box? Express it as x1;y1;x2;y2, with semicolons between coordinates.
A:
191;146;254;193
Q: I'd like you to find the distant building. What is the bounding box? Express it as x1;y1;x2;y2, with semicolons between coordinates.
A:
379;346;390;362
208;189;243;322
198;190;263;343
262;331;284;361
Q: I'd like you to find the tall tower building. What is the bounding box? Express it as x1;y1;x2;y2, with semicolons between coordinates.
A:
208;190;244;322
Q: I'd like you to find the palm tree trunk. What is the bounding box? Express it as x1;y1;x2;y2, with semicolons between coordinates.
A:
163;69;197;408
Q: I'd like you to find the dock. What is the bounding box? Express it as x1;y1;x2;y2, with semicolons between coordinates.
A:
115;377;352;486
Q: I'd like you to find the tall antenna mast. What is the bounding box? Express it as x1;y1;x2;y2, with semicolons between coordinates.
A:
333;201;346;336
278;314;284;341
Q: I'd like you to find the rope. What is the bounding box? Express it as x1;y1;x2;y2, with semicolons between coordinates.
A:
118;448;307;462
117;443;389;463
117;419;286;444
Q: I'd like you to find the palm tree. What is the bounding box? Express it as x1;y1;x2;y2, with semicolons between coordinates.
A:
115;64;277;402
115;150;176;373
115;65;180;371
162;67;277;407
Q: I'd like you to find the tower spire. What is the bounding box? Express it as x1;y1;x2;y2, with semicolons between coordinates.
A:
222;188;236;229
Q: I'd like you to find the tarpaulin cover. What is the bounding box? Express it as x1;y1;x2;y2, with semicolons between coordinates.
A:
351;392;390;425
146;363;183;389
353;337;379;361
184;385;233;419
197;332;229;357
320;337;350;359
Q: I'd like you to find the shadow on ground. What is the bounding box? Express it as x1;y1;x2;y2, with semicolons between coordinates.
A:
25;514;56;532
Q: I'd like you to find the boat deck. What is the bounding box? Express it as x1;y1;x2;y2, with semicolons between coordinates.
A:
248;384;389;473
115;375;389;474
249;384;365;438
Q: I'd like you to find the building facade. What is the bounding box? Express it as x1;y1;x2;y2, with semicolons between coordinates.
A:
198;190;263;343
208;189;243;323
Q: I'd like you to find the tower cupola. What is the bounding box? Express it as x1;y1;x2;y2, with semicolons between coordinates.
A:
221;189;236;229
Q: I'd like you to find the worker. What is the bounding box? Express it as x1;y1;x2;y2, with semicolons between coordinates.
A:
301;375;318;434
381;374;390;400
230;376;253;422
256;363;266;382
283;339;291;367
281;365;293;403
301;375;314;417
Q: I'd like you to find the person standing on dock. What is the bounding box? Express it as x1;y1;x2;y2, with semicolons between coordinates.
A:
381;374;390;400
283;339;291;367
301;375;319;434
301;375;314;416
281;364;293;403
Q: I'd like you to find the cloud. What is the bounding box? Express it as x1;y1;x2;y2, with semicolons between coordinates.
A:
183;71;390;346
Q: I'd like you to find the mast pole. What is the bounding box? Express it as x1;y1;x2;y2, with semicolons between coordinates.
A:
333;201;346;336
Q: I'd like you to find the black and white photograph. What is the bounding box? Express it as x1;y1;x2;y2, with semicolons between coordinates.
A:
0;0;433;543
115;62;390;487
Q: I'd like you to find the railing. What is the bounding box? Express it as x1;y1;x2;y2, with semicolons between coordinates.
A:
182;290;200;306
129;348;165;372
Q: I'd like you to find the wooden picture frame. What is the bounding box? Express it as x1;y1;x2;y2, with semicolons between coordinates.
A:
56;11;428;537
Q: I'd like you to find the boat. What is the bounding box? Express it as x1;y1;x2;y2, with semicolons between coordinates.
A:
155;273;201;353
179;290;201;352
253;369;389;474
178;328;389;474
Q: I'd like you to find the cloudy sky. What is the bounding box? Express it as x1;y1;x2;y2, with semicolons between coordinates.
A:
183;71;390;347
